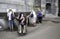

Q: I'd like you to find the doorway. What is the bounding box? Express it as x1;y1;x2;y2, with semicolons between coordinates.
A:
46;3;51;14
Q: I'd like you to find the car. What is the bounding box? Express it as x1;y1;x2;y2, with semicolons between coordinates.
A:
0;18;9;31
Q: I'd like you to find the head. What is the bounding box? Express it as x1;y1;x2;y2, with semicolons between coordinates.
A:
8;8;13;13
19;13;24;17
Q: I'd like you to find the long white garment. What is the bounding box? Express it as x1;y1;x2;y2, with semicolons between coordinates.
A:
29;10;37;24
7;11;14;20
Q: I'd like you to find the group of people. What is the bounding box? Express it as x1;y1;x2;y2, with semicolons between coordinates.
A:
7;8;43;31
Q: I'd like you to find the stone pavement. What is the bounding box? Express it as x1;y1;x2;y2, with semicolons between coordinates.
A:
43;16;60;23
0;20;60;39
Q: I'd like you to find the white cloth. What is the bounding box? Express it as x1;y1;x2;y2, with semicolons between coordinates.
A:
30;17;36;24
29;10;37;24
7;11;14;20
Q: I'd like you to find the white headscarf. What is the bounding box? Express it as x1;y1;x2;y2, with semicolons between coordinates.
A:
29;10;37;23
31;10;36;18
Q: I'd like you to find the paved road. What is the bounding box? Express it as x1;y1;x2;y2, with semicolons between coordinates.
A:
0;21;60;39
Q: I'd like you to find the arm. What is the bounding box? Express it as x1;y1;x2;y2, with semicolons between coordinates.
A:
21;17;25;23
27;12;32;18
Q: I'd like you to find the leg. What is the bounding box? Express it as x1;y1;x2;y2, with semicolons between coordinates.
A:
23;25;26;33
11;20;14;31
9;20;11;31
18;25;22;33
38;17;40;23
39;17;42;23
11;24;13;31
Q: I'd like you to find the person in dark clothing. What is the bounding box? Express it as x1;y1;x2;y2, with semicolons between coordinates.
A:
37;11;43;23
18;13;26;25
16;13;26;33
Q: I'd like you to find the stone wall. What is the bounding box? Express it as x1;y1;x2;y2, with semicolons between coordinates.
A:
41;0;58;17
0;0;34;12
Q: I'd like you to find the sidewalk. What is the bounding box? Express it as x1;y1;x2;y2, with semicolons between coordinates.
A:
43;16;60;23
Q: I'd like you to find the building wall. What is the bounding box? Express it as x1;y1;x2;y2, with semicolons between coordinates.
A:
41;0;46;15
41;0;58;17
0;0;34;12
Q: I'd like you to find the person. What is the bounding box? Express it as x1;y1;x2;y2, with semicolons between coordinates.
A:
28;10;37;26
7;8;15;31
16;13;26;33
37;10;43;23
